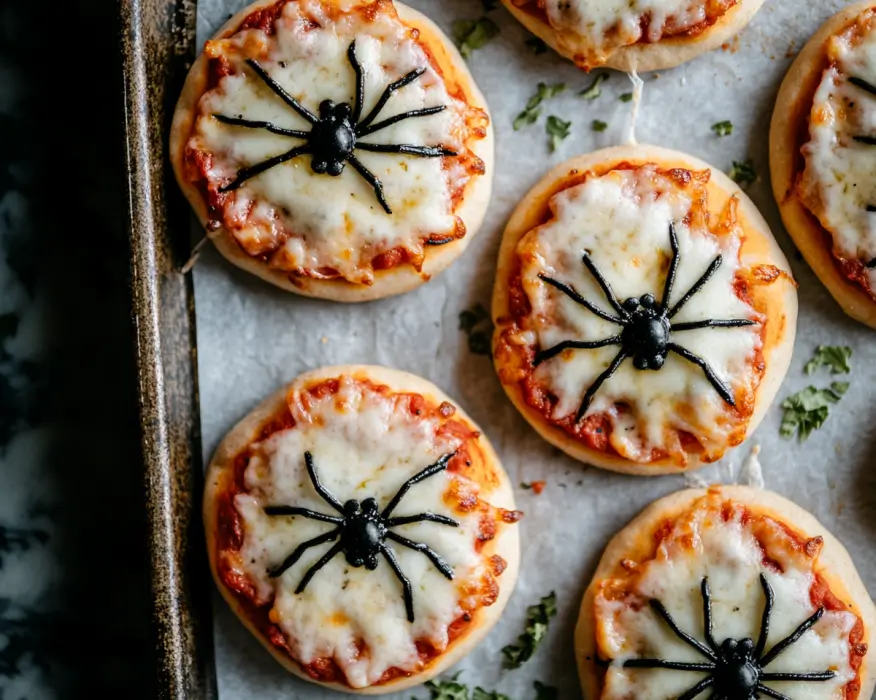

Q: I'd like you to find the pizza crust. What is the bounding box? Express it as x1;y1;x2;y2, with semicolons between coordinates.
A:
492;145;798;476
574;485;876;700
499;0;766;73
204;365;520;694
770;1;876;328
170;0;494;303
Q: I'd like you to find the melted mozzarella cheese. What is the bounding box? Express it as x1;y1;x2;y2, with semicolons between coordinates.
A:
594;498;858;700
540;0;734;66
235;377;488;688
190;0;471;284
800;12;876;291
517;167;761;463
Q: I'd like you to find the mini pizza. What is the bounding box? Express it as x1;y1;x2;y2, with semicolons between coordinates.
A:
171;0;493;302
204;366;520;692
575;486;876;700
772;1;876;328
492;146;797;475
499;0;766;72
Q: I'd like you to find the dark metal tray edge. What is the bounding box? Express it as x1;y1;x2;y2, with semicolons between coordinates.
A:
120;0;216;696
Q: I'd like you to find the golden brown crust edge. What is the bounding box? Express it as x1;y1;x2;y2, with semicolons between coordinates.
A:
203;365;520;695
573;485;876;700
170;0;494;303
498;0;765;73
770;0;876;328
491;145;798;476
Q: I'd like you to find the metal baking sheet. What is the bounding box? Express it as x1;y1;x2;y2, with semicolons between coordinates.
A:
184;0;876;698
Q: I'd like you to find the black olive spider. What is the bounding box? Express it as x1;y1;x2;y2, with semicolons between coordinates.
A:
536;221;758;423
621;574;835;700
212;41;456;214
846;75;876;267
264;451;459;623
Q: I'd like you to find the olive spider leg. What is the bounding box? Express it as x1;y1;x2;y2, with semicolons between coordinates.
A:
355;142;456;158
246;59;318;124
381;543;415;622
760;672;836;682
386;531;454;580
649;598;718;661
347;41;365;124
623;660;714;672
701;578;719;652
347;154;392;214
212;114;309;139
667;343;736;408
755;686;791;700
667;254;724;319
753;573;773;659
534;337;623;367
581;251;627;317
357;107;451;138
576;349;629;423
660;221;681;310
219;145;311;193
357;66;426;131
850;76;876;96
677;677;715;700
759;607;826;667
385;513;459;527
381;452;455;518
537;274;626;325
294;540;345;593
267;526;341;578
263;505;344;524
303;451;345;512
672;319;757;332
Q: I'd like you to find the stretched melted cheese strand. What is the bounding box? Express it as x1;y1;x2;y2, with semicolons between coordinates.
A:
800;15;876;290
236;378;488;688
595;503;857;699
518;167;761;462
191;0;468;283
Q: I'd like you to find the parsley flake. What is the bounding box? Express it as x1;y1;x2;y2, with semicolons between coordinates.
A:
619;92;634;103
712;121;734;137
526;37;548;54
804;345;853;375
780;383;850;441
514;83;566;131
459;304;493;356
453;17;500;59
472;690;511;700
425;676;469;700
501;591;557;668
546;116;571;151
729;159;757;188
592;120;608;132
579;73;609;100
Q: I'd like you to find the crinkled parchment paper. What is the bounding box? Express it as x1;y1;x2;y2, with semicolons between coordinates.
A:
192;1;876;697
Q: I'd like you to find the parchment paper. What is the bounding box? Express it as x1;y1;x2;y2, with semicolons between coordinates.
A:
192;1;876;697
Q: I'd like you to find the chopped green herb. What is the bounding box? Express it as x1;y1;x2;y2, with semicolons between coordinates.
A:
472;690;511;700
804;346;853;375
728;159;757;188
513;83;566;130
579;73;609;99
592;120;608;132
459;304;493;356
780;383;850;441
482;0;498;10
619;92;634;103
533;682;558;700
526;37;548;55
453;17;500;59
712;120;734;137
425;676;470;700
546;116;571;151
501;591;557;668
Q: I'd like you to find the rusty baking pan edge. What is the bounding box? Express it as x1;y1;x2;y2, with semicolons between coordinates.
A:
121;0;217;696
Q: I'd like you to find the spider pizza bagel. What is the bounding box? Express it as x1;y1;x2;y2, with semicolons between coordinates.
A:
575;486;876;700
204;365;520;693
170;0;493;302
493;146;798;476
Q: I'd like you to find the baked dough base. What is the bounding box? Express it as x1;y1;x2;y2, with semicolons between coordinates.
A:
499;0;766;73
574;485;876;700
204;365;520;694
770;0;876;328
170;0;495;302
492;145;798;476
